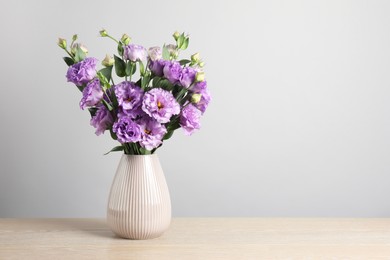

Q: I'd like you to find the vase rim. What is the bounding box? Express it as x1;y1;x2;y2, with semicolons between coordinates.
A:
122;153;157;157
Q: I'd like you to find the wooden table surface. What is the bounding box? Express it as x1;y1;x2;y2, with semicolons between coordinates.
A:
1;218;390;259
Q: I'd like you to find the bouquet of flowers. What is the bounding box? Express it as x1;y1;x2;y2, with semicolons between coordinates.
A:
58;30;211;155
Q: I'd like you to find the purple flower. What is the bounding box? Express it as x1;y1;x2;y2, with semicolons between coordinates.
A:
149;59;167;77
112;116;142;143
90;104;114;136
180;104;201;136
195;88;211;114
114;81;144;111
179;67;196;88
117;106;146;120
191;81;207;92
142;88;180;123
124;44;146;62
139;118;167;150
191;81;211;114
79;78;104;110
66;57;98;85
163;61;181;84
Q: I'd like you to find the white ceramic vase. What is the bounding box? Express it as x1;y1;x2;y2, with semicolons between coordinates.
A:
107;154;171;239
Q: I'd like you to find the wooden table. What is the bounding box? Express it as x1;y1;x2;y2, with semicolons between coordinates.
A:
1;218;390;259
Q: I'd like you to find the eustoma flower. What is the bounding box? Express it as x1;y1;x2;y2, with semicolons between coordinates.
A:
90;104;114;136
113;117;142;143
149;59;167;77
191;81;211;114
179;67;197;88
79;78;104;110
163;61;181;84
124;44;147;62
142;88;180;123
139;118;167;150
114;81;144;111
66;57;98;85
118;106;145;120
180;104;201;135
60;31;211;154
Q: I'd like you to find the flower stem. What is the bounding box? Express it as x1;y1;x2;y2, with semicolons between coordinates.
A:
65;49;74;59
107;35;119;44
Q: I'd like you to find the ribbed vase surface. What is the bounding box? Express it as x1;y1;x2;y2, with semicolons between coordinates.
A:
107;154;171;239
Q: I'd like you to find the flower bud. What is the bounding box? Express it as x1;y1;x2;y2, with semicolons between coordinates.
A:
172;51;179;59
199;61;205;67
191;93;202;104
79;44;88;53
71;43;88;55
166;44;177;54
191;53;200;62
173;31;180;40
99;29;108;37
72;34;78;42
102;54;114;67
121;34;131;45
166;44;178;59
57;38;67;49
195;71;205;82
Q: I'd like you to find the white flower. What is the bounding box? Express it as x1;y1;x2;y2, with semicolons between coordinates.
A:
102;54;114;67
148;47;162;61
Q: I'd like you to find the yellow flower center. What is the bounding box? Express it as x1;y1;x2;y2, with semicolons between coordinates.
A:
144;129;151;135
157;101;164;110
126;97;133;102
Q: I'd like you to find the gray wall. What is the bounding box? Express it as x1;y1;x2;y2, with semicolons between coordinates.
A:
1;0;390;217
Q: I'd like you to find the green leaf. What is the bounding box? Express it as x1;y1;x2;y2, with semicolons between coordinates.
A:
110;129;118;140
177;34;184;48
110;89;119;107
162;45;170;60
117;43;124;56
139;61;145;76
102;99;113;111
141;74;151;89
152;77;162;87
126;62;136;76
163;119;180;140
74;46;86;62
63;57;74;66
179;59;191;66
114;55;126;77
163;130;175;140
159;79;174;91
181;37;189;50
172;84;182;97
152;76;173;90
139;147;151;155
135;78;142;86
97;72;111;91
104;146;124;155
98;66;113;82
76;85;85;92
167;120;180;131
151;143;163;154
88;107;98;117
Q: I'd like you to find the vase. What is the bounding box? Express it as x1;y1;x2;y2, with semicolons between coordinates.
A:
107;154;171;239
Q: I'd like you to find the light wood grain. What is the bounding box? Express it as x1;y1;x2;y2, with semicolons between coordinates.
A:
1;218;390;259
